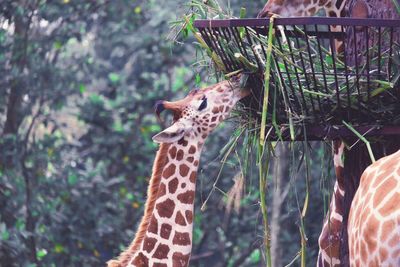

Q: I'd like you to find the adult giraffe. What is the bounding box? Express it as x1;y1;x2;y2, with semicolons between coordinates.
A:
348;150;400;266
257;1;348;266
107;77;249;267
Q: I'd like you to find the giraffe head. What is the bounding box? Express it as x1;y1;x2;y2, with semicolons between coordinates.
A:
153;77;249;144
258;0;346;18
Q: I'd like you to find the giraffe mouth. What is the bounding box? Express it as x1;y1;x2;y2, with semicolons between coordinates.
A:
154;100;182;123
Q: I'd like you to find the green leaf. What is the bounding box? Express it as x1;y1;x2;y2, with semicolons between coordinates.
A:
134;6;141;14
250;249;261;263
37;249;47;259
79;84;86;94
108;73;120;83
54;244;65;253
68;173;78;185
54;41;62;50
195;73;201;86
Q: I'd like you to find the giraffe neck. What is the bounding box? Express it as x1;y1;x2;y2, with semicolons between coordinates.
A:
129;136;203;267
317;140;345;267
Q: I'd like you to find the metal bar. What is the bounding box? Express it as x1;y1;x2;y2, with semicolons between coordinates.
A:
328;26;341;108
284;25;307;113
315;25;330;94
208;27;232;72
341;25;352;120
275;30;299;115
388;27;394;80
244;27;262;70
214;27;236;71
365;26;371;101
220;27;242;70
377;27;382;78
303;24;322;117
232;27;251;60
353;26;362;108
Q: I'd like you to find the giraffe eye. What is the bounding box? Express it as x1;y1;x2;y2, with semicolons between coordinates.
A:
198;97;207;111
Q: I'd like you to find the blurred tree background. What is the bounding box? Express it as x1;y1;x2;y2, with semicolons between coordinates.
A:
0;0;335;266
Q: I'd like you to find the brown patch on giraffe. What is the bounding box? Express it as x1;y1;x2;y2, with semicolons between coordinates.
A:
163;164;176;179
143;236;157;253
168;178;179;194
373;177;397;208
153;243;170;260
187;156;194;163
176;149;184;161
379;247;389;262
181;183;186;189
392;248;400;258
177;190;195;204
212;107;219;114
156;198;175;218
329;11;337;17
309;7;316;14
175;211;187;226
179;164;190;176
153;263;168;267
185;210;193;224
160;223;172;239
194;160;199;167
172;252;191;267
211;116;217;122
378;192;400;217
320;0;328;5
169;146;177;159
388;233;400;246
189;171;196;183
173;231;191;246
178;138;188;147
148;216;158;234
360;240;368;261
132;252;149;267
158;183;167;197
188;145;196;154
364;215;379;253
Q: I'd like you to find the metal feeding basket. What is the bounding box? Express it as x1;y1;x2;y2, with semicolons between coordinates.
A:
194;17;400;140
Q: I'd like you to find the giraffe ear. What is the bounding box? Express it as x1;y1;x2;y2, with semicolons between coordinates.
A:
152;122;188;143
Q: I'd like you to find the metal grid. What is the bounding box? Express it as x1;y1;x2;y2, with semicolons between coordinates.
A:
194;17;400;139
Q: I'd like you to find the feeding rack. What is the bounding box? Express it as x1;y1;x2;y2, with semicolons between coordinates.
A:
194;17;400;140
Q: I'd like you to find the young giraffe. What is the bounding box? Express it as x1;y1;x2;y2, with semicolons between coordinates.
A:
348;149;400;266
317;140;346;267
257;1;348;266
107;77;249;267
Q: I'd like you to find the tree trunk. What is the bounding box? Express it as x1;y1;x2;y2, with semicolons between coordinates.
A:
271;143;290;267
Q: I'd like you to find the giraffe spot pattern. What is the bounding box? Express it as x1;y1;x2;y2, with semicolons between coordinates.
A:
177;190;195;204
176;150;184;161
175;211;187;226
153;263;168;267
179;164;190;177
132;252;148;267
173;231;191;246
169;146;177;159
156;198;175;218
148;216;158;234
188;145;196;154
160;223;172;239
143;236;157;253
163;164;176;179
189;171;196;183
153;243;170;260
158;183;166;197
168;178;179;194
185;210;193;224
172;252;191;267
